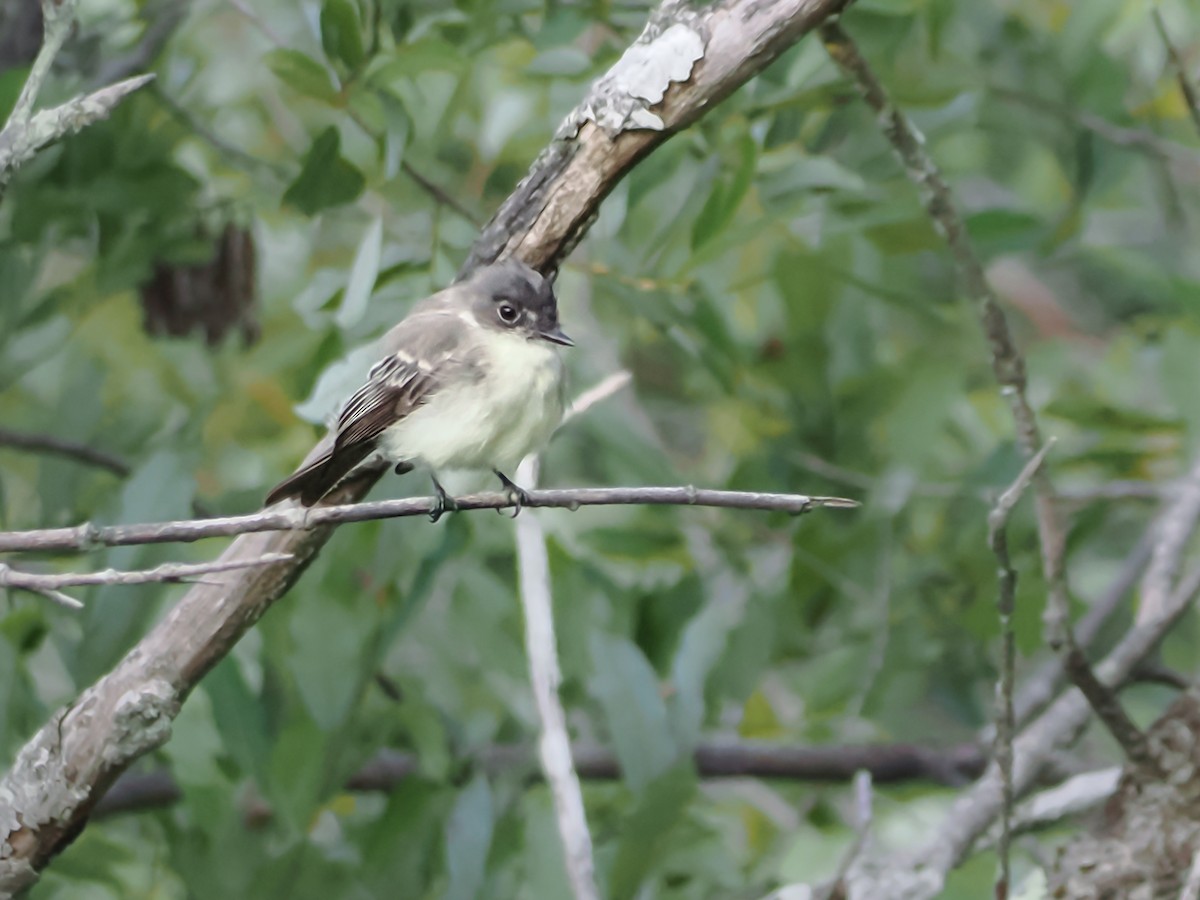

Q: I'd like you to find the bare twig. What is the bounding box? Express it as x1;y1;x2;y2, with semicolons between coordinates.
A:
401;161;482;226
987;442;1053;900
991;87;1200;172
0;574;81;610
0;554;293;610
1063;639;1160;772
224;0;287;48
820;771;874;900
0;428;131;477
800;22;1200;898
515;457;599;900
508;374;631;900
978;767;1122;848
1011;526;1156;730
94;738;987;819
1152;8;1200;137
819;21;1072;646
564;370;633;422
0;487;857;555
0;0;156;194
835;566;1200;900
1139;454;1200;624
152;87;289;180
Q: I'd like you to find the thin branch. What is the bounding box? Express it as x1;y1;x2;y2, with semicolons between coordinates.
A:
0;428;131;477
515;456;599;900
564;370;632;422
5;0;74;128
93;738;987;819
507;373;630;900
1138;454;1200;624
0;555;292;608
986;441;1053;900
1011;525;1156;731
1061;639;1159;773
838;565;1200;900
224;0;288;48
152;87;290;180
978;767;1122;847
820;770;873;900
0;576;81;610
0;0;156;195
1152;8;1200;137
819;21;1072;648
990;87;1200;171
400;161;482;226
0;487;858;555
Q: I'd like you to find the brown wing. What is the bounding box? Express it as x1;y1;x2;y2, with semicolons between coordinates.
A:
333;352;437;450
265;312;475;507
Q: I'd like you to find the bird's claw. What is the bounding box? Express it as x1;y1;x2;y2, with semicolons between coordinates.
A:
429;477;459;523
494;470;530;518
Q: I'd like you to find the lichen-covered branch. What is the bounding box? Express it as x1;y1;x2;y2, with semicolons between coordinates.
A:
0;0;155;194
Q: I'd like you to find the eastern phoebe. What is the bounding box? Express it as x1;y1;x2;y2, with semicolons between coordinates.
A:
266;258;572;517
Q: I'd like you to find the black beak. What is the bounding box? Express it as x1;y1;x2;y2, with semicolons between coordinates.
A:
539;326;574;347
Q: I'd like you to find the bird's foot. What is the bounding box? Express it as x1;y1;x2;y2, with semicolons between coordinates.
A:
429;476;459;523
494;470;530;518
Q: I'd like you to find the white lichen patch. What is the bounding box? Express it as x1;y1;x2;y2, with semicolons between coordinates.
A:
560;22;705;137
104;680;178;764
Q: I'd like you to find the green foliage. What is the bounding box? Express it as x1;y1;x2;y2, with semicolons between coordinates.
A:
3;0;1200;898
283;127;367;215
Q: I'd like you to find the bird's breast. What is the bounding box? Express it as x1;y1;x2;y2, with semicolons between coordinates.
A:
381;333;565;472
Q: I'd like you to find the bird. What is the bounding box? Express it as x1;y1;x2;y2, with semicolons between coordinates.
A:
265;258;572;518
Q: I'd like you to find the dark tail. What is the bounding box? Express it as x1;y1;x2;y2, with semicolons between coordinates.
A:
265;443;375;507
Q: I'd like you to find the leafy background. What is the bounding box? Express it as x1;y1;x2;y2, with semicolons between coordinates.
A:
2;0;1200;896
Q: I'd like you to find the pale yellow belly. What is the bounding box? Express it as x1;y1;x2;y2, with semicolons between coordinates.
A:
381;336;565;473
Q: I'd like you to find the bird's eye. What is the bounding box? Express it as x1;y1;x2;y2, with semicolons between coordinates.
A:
498;303;518;323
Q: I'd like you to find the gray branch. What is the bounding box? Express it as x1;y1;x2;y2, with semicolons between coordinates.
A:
0;0;155;192
0;488;857;556
92;738;989;819
0;428;131;477
0;0;855;890
0;555;294;610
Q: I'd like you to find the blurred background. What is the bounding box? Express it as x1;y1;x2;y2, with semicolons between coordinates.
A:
2;0;1200;896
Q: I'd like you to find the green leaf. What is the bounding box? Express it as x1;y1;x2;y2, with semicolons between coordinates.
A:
444;775;494;900
691;134;757;251
380;93;410;179
669;589;744;750
204;657;273;785
265;49;338;103
336;215;383;329
320;0;366;72
288;587;377;732
362;780;448;896
0;66;28;122
283;127;365;216
608;764;697;900
590;632;678;789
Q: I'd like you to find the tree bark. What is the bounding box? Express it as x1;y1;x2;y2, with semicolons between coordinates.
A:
1048;686;1200;899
